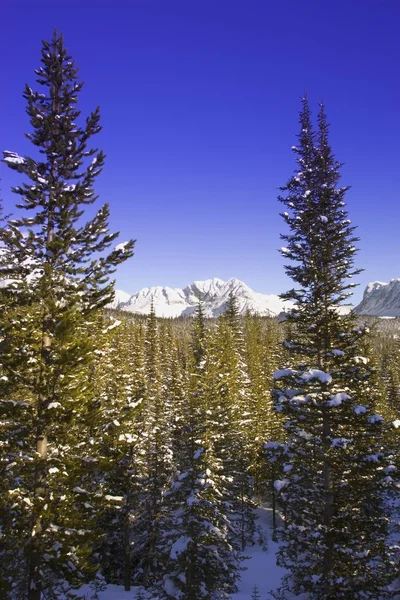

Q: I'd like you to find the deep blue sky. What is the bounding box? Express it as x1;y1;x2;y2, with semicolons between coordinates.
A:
1;0;400;302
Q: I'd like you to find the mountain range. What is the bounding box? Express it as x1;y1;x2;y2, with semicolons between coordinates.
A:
109;277;400;318
353;279;400;317
109;278;293;318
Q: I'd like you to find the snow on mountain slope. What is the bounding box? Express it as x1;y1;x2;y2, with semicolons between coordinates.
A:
354;279;400;316
112;277;293;318
107;289;132;310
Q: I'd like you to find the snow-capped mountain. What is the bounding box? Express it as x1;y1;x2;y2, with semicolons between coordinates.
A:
107;289;131;310
354;279;400;316
110;278;293;318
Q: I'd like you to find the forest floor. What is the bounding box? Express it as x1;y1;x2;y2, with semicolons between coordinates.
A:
79;506;285;599
79;504;399;600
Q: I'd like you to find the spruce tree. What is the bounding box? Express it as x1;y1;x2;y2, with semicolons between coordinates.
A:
272;98;394;599
136;303;174;587
1;31;134;599
243;313;282;501
91;317;147;591
214;297;257;551
162;304;241;599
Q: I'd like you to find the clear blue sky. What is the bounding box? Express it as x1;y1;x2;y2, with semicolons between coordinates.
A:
1;0;400;303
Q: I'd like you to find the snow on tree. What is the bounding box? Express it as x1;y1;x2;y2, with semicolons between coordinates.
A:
271;98;396;599
161;304;241;599
0;31;134;599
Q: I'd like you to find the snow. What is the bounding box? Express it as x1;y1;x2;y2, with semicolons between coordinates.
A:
274;479;290;492
331;437;353;448
355;278;400;316
169;535;190;560
78;507;286;600
385;465;397;473
110;278;294;318
367;414;384;424
393;420;400;429
354;405;367;415
73;504;399;600
78;584;144;599
301;369;332;384
354;356;369;365
231;513;287;600
331;349;344;356
273;368;295;380
366;281;389;295
73;487;89;494
328;392;351;407
103;319;121;333
106;289;131;310
104;495;124;502
3;150;25;165
115;241;130;253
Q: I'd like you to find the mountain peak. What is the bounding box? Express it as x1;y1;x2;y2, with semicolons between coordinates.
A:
355;279;400;316
110;278;293;318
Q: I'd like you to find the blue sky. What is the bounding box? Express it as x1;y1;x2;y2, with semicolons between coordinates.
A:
1;0;400;303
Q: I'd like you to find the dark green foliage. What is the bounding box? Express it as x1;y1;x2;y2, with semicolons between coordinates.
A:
0;31;134;599
272;98;395;599
160;306;242;600
1;29;397;600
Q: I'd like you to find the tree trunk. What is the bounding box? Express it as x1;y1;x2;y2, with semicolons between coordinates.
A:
123;502;131;591
28;74;56;594
28;329;51;600
322;410;333;587
271;465;277;542
123;447;134;591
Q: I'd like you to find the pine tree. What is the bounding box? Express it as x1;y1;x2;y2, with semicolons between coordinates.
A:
214;297;257;551
243;313;282;500
91;317;147;591
272;98;394;599
1;32;134;599
162;304;241;599
251;585;261;600
132;303;174;587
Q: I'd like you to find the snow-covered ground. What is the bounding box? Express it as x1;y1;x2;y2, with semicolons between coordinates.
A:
231;507;287;600
78;506;286;599
77;503;399;600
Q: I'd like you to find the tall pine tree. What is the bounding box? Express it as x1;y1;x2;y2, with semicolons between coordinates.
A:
1;31;134;599
272;98;394;599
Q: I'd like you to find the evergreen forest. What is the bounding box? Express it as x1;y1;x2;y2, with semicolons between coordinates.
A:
0;32;399;600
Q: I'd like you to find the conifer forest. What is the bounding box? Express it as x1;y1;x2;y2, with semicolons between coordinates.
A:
0;32;399;600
